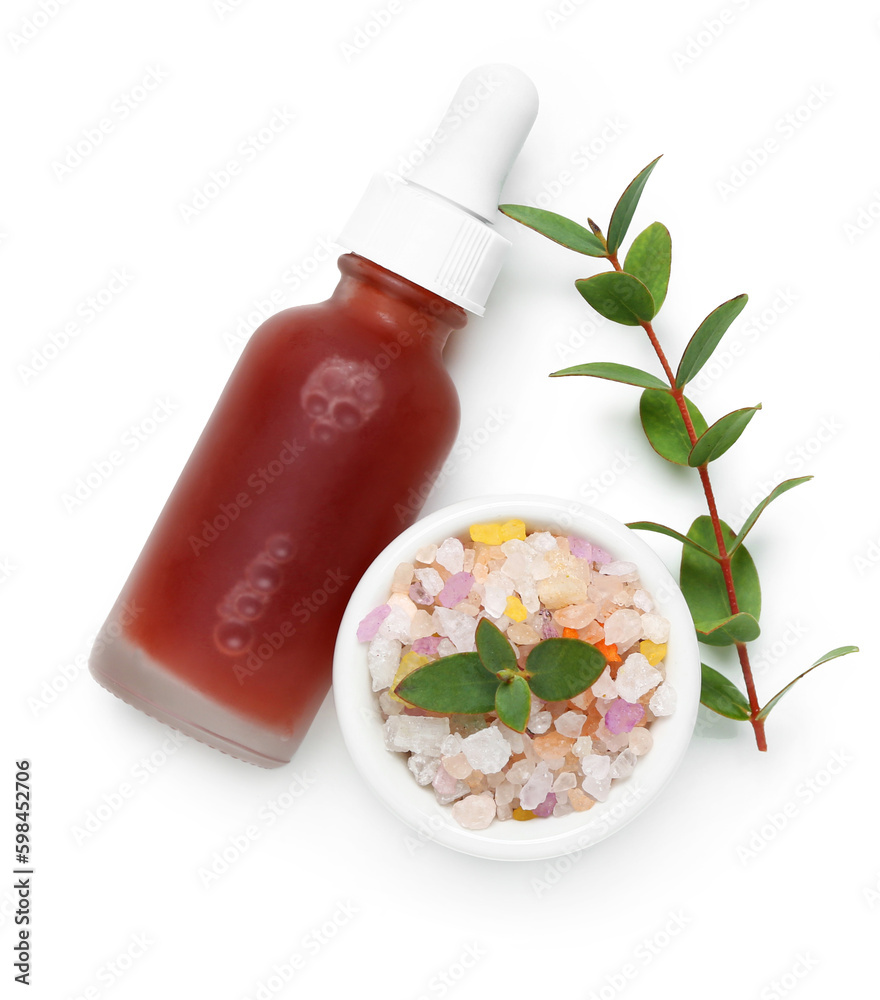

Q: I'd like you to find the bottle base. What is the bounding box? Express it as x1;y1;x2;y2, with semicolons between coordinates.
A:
90;632;296;768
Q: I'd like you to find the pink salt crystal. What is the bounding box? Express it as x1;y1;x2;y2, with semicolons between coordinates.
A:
439;572;476;609
357;604;391;641
568;536;591;559
411;635;442;657
409;581;434;606
591;544;613;565
533;792;557;818
604;698;645;735
452;792;496;830
542;621;560;639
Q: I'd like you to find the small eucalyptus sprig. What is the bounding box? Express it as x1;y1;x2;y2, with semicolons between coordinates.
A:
500;157;857;751
394;618;606;733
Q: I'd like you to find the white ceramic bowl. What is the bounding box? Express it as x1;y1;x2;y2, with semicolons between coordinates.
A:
333;495;699;861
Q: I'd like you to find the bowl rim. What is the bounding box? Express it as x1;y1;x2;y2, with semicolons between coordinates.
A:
332;494;700;862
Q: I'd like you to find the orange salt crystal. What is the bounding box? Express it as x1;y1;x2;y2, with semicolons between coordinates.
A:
533;731;574;759
581;704;603;735
567;788;595;812
593;639;621;663
562;627;579;639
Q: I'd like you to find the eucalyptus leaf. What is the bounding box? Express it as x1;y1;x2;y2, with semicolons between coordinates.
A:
756;646;859;721
526;638;606;702
476;618;516;674
499;204;607;257
730;477;813;553
700;663;751;721
695;612;761;644
623;222;671;313
607;155;662;255
680;517;761;646
394;653;498;714
576;271;655;326
549;362;668;390
688;405;761;467
675;295;748;387
627;521;720;560
495;674;531;733
639;389;708;465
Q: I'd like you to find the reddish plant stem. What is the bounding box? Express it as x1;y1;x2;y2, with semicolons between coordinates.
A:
608;250;767;750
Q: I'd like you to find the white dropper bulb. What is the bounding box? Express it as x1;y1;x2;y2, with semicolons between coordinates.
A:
407;64;540;223
337;64;539;315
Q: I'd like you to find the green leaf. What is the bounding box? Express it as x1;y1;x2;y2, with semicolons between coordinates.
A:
695;612;761;644
756;646;859;721
498;204;608;257
525;638;606;702
394;653;498;714
688;405;761;467
607;155;662;255
549;362;668;390
639;389;708;465
626;521;720;560
680;516;761;647
675;295;748;387
623;222;671;313
700;663;751;721
576;271;655;326
730;477;813;553
495;675;531;732
475;618;516;674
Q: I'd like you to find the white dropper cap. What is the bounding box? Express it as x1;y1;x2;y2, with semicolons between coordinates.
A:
337;64;538;315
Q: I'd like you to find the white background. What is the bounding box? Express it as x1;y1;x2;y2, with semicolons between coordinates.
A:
3;0;878;997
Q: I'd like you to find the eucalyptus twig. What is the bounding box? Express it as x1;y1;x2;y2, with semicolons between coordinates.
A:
500;157;857;751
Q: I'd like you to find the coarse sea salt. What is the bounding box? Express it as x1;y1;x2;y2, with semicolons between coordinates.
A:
361;524;674;829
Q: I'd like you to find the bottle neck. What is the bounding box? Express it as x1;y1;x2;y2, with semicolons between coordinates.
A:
331;254;468;348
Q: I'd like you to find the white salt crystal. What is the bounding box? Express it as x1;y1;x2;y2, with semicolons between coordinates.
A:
599;560;639;582
432;607;477;653
495;722;524;754
609;748;637;780
494;780;516;806
452;792;496;830
649;682;677;717
407;753;440;786
439;733;464;757
595;697;614;717
633;589;654;612
461;726;512;774
640;612;670;643
378;604;413;644
581;754;612;801
603;609;643;649
383;715;450;755
554;711;586;738
528;710;553;735
435;536;464;574
616;653;662;702
591;666;618;701
506;759;534;785
437;638;456;658
526;531;558;553
378;690;403;716
546;756;566;771
628;727;653;756
552;771;577;792
553;797;575;818
519;761;553;810
595;719;631;752
414;567;444;596
415;543;438;564
387;593;417;619
521;732;539;763
368;635;401;691
572;737;593;758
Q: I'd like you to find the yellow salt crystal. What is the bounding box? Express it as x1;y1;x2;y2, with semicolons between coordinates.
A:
505;595;528;622
640;640;667;666
500;519;526;542
512;807;536;821
470;521;504;545
389;652;429;704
